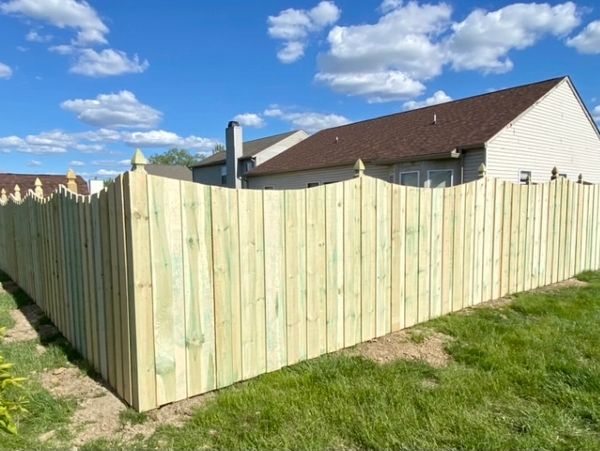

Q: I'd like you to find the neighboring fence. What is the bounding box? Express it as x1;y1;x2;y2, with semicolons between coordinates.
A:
1;158;599;412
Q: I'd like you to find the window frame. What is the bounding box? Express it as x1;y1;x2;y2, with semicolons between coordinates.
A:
518;169;532;184
220;165;227;185
399;171;420;187
426;169;454;188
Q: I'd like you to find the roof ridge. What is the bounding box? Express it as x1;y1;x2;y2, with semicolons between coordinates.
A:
314;76;566;134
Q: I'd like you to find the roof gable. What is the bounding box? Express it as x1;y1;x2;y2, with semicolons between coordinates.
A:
192;130;301;168
249;77;565;176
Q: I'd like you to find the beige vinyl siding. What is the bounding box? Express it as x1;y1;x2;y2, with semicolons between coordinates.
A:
253;131;309;166
486;79;600;183
247;164;392;190
462;149;485;183
192;164;224;186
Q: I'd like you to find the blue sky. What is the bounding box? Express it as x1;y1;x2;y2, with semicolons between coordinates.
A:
0;0;599;179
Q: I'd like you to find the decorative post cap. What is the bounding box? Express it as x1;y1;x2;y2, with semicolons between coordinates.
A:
13;184;21;201
34;177;43;197
551;166;558;180
66;169;78;193
131;148;148;172
578;174;583;184
353;158;365;177
0;188;6;203
478;163;487;178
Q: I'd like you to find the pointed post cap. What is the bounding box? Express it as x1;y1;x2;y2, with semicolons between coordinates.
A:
66;169;76;180
0;188;6;202
478;163;487;178
13;184;21;201
353;158;365;177
34;177;44;197
551;166;558;180
578;173;583;184
66;169;78;193
131;148;148;172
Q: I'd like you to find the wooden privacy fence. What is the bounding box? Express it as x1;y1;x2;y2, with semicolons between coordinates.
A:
1;165;600;412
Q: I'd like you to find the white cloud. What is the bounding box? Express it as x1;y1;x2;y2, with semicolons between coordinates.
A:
403;90;452;110
70;160;85;166
316;1;581;102
26;160;42;167
233;113;265;128
0;0;109;45
48;44;74;54
0;62;13;79
265;108;350;133
567;20;600;54
446;2;581;73
25;30;52;42
91;159;130;167
61;91;162;129
96;169;121;177
316;1;451;102
268;1;340;63
69;48;149;77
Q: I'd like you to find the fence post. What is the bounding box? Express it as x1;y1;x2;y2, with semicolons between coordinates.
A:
67;169;78;193
131;148;148;173
353;158;365;178
551;166;558;181
478;163;487;178
13;184;21;202
34;177;44;198
0;188;6;203
578;174;583;184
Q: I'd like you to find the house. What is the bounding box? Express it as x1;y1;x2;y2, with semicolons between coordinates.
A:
246;76;600;189
0;170;89;199
145;164;193;182
191;122;308;188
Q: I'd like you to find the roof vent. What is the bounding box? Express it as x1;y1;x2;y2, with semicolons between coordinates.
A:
432;113;437;125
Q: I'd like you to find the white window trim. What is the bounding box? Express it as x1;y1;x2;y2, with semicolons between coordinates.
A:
399;171;420;187
518;169;532;184
426;169;454;188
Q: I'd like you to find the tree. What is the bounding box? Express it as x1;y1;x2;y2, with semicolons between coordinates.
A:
148;148;200;166
213;143;225;154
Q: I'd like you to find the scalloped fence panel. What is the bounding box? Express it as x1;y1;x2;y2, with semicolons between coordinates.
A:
0;171;598;411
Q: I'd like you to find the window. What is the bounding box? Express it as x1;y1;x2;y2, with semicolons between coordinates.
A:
427;170;453;188
559;173;568;179
399;171;419;187
519;170;531;184
307;182;320;188
242;160;254;174
220;166;227;185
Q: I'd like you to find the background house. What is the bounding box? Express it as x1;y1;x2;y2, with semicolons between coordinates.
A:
0;171;89;198
191;122;307;188
247;76;600;189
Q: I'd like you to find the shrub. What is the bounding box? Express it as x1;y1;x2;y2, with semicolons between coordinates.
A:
0;327;27;435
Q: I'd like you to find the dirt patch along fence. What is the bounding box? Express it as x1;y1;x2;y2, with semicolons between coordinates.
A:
1;158;599;412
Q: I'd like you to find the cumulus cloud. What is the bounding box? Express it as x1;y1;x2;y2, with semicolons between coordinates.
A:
26;160;42;167
446;2;580;73
233;113;265;128
69;48;149;77
25;30;52;42
315;1;581;102
69;160;85;166
403;90;452;110
0;0;108;45
567;20;600;54
265;107;350;133
0;62;12;79
268;1;340;63
61;91;162;129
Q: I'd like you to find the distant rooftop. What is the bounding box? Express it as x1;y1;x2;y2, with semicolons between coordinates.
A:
191;130;300;168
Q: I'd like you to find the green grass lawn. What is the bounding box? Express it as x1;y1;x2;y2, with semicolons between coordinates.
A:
3;270;600;450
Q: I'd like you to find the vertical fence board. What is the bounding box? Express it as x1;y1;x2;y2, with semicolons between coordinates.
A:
417;188;432;322
306;186;327;358
344;179;363;342
284;189;307;365
390;184;406;330
404;187;419;326
430;188;443;318
326;183;345;350
452;185;465;311
375;179;392;336
361;177;377;340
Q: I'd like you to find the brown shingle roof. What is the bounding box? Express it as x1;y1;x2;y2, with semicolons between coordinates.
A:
249;77;565;176
191;130;300;168
0;173;89;197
